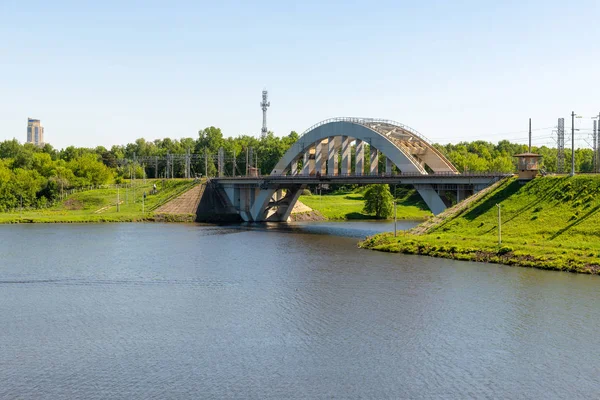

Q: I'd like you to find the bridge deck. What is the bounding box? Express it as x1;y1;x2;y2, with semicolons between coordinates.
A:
212;173;511;186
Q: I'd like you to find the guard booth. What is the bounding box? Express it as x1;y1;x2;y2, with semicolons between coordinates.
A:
514;152;542;180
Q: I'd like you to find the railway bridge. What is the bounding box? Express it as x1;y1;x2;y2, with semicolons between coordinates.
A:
209;117;508;222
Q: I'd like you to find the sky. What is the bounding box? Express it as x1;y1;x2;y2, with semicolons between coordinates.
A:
1;0;600;150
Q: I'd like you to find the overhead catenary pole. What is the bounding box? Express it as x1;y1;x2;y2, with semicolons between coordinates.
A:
597;112;600;173
594;120;598;174
393;184;397;237
557;118;565;173
571;111;575;176
233;149;237;177
204;148;208;178
496;203;501;245
245;147;249;176
528;118;532;153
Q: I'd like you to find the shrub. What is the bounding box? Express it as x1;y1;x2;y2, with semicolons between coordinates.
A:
498;246;513;255
301;189;311;196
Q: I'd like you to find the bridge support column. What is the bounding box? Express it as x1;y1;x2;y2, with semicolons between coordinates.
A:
266;185;307;222
370;147;379;175
249;187;276;221
386;157;394;176
238;186;253;221
456;187;469;203
290;157;298;176
341;136;351;176
355;140;364;176
328;136;338;176
416;185;447;215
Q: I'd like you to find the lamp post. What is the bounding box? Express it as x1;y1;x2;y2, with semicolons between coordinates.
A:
496;203;501;245
393;184;397;237
571;111;575;176
394;200;397;237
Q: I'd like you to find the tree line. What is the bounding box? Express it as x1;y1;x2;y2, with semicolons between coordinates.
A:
0;128;596;211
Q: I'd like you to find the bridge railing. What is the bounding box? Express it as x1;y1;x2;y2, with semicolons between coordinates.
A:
299;117;435;146
213;172;513;180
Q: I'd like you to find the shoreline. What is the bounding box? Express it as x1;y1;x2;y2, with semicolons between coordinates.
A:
0;213;196;224
358;233;600;275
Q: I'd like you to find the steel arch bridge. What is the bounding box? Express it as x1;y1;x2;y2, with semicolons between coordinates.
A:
271;117;457;177
208;118;502;222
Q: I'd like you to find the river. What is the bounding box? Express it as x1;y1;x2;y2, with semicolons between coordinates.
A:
0;222;599;399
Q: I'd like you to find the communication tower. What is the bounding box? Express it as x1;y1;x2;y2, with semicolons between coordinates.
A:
260;89;270;139
557;118;565;173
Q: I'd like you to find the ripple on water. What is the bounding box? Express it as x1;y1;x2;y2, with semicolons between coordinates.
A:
0;223;599;399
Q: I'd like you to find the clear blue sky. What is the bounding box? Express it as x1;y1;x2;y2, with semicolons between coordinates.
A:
2;0;599;150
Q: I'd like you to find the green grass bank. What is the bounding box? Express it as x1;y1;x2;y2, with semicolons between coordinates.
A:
360;176;600;274
0;179;197;224
299;188;432;221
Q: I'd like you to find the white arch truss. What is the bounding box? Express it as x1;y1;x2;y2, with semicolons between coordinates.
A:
270;118;458;215
271;117;458;177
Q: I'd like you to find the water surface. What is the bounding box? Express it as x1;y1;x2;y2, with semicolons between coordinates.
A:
1;222;598;399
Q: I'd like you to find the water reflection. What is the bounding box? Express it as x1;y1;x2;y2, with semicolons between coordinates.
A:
208;219;419;238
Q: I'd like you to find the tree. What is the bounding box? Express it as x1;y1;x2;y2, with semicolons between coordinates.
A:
363;184;394;219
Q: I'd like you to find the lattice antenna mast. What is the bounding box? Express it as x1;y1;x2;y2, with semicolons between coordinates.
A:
557;118;565;173
260;89;270;139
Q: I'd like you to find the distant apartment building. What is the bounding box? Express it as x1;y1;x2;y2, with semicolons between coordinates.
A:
26;118;44;146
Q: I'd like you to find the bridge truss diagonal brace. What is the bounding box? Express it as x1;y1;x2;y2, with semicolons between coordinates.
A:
416;185;447;215
266;185;307;222
249;187;277;222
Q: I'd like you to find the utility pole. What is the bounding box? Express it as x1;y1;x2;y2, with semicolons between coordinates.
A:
528;118;532;153
117;185;120;212
394;184;397;237
571;111;575;176
394;201;397;237
496;203;501;245
597;112;600;173
233;149;237;176
204;148;208;178
557;118;565;173
245;147;249;176
594;120;597;174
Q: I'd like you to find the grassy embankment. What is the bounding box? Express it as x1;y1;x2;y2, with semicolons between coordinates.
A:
0;179;197;223
299;187;432;220
360;176;600;274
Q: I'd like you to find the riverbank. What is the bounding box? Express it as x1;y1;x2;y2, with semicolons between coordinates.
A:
0;179;196;224
359;176;600;275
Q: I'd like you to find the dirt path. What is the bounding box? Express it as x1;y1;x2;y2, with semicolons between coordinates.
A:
155;184;205;215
